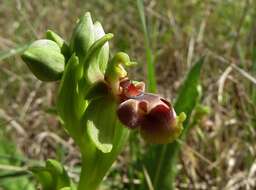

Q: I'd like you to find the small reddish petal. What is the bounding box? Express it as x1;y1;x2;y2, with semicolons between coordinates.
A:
119;79;144;99
127;83;141;97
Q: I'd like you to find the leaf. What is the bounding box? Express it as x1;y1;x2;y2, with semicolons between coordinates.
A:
57;54;85;140
143;57;204;190
46;159;71;189
21;39;65;81
30;166;53;190
0;129;35;190
30;159;71;190
137;0;157;93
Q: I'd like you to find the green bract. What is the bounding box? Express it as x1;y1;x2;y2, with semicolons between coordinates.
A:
46;30;71;61
22;39;65;81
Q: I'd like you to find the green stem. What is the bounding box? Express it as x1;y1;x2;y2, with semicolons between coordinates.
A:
78;155;100;190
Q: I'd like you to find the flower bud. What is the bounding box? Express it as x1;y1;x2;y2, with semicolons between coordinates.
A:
70;12;94;60
21;39;65;81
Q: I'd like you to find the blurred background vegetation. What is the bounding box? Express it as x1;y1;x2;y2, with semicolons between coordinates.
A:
0;0;256;189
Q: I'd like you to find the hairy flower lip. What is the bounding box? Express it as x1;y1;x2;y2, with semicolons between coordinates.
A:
117;91;176;127
116;77;182;144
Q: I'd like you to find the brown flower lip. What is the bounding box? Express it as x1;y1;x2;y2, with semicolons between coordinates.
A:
116;79;181;144
117;91;176;130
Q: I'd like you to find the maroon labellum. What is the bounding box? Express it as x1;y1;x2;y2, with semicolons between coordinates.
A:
117;79;183;144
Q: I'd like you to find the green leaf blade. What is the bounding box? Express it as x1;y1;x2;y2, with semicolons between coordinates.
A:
137;0;157;93
143;57;205;190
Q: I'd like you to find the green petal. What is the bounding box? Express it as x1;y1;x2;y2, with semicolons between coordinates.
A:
93;21;109;74
84;33;113;84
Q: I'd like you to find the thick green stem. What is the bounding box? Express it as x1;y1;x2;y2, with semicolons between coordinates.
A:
78;155;100;190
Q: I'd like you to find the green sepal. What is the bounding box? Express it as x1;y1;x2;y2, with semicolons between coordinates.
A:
85;22;111;84
93;22;110;74
70;12;94;60
30;159;71;190
84;33;113;84
46;30;71;61
21;39;65;81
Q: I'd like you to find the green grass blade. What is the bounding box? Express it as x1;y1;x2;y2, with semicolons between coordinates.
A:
0;43;31;62
136;0;157;93
142;57;204;190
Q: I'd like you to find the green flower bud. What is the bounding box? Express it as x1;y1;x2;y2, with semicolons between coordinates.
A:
21;39;65;81
84;33;113;84
86;22;110;83
70;12;94;60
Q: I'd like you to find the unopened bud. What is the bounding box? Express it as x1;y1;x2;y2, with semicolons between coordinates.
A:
21;39;65;81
